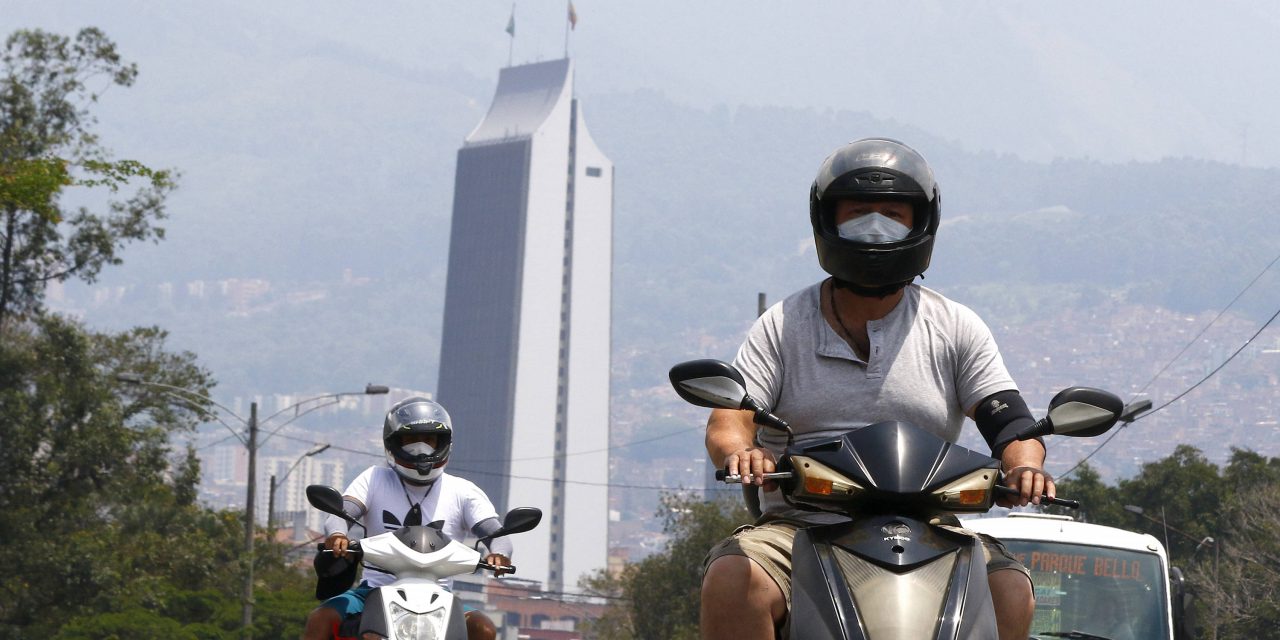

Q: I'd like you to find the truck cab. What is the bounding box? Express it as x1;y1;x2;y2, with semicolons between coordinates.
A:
965;513;1190;640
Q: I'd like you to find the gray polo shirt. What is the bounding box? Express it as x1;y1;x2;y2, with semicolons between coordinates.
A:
733;282;1015;513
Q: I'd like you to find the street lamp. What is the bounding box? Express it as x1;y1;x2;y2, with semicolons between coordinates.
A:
268;443;332;530
116;373;388;640
1123;504;1179;555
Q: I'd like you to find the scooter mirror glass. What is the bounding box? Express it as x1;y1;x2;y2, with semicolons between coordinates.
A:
482;507;543;547
669;359;752;410
497;507;542;537
306;485;346;517
1045;387;1124;437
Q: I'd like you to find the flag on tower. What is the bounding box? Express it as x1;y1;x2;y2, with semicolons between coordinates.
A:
568;1;578;30
506;7;516;36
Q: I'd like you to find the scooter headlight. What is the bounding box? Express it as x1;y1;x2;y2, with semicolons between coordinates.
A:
389;601;447;639
930;468;998;511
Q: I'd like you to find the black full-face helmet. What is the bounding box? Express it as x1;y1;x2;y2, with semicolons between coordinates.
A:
383;397;453;485
810;138;941;295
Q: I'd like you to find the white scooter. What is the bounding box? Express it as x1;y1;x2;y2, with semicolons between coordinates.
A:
307;484;541;640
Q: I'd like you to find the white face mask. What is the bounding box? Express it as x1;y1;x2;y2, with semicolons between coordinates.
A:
403;442;435;457
836;212;911;244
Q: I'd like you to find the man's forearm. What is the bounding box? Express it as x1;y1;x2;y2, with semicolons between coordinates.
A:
706;409;757;468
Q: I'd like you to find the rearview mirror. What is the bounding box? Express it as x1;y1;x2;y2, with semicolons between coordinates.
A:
481;507;543;545
669;359;752;410
1044;387;1124;437
1016;387;1124;441
306;485;347;518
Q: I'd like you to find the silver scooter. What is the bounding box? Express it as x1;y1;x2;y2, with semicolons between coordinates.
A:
671;359;1127;640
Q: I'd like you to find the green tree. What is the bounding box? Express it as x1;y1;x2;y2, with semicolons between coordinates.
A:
0;27;174;325
1044;446;1280;639
1115;444;1225;563
580;493;750;640
0;26;317;638
1198;450;1280;639
0;315;219;636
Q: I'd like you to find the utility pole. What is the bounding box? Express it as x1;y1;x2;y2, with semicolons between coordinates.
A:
241;402;257;639
267;474;277;534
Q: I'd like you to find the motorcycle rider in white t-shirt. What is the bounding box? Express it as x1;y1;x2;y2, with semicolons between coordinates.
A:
301;397;513;640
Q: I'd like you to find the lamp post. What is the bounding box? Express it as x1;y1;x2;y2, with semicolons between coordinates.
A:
268;443;332;531
1123;504;1181;557
116;374;388;639
1193;536;1222;640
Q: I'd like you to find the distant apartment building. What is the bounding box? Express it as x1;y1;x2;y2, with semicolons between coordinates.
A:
259;454;346;530
437;58;612;591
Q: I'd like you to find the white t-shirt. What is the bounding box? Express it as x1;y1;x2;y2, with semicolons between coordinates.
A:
733;282;1017;513
326;466;500;587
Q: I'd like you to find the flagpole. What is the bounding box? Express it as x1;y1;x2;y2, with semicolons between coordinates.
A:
563;0;570;57
507;3;516;67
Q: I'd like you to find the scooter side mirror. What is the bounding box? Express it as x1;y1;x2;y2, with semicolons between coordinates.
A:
306;485;349;519
482;507;543;545
1015;387;1124;441
669;359;755;411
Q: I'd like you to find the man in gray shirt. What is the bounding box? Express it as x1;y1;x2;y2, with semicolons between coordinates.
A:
701;138;1051;640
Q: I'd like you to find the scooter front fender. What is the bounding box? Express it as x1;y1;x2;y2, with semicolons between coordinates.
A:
788;515;998;640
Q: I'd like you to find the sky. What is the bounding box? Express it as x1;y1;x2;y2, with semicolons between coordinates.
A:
7;0;1280;167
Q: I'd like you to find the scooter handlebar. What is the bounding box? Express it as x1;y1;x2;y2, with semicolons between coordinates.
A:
317;541;364;559
715;470;794;483
995;485;1079;509
478;561;516;576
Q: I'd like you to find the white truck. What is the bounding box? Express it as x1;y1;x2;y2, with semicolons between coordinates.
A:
965;512;1192;640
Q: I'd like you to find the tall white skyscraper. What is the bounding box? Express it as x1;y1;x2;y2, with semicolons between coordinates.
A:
438;58;612;591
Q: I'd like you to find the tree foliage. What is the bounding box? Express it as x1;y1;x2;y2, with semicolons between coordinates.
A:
0;27;174;325
0;289;318;640
1054;449;1280;639
580;493;751;640
0;27;315;638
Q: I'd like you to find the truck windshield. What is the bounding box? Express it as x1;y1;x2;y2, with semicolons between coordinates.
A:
1001;540;1169;640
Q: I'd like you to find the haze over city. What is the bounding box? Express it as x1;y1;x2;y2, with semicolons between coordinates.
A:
8;0;1280;580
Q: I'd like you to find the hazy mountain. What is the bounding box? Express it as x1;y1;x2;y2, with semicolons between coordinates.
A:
10;3;1280;502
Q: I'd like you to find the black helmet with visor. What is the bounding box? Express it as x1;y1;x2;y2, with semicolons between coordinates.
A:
809;138;941;296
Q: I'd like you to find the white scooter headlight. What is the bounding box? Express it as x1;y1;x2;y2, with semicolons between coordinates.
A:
389;601;447;639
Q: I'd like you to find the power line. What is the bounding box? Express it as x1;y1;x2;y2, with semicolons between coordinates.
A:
195;432;242;451
1056;250;1280;480
273;433;707;492
258;418;703;464
1057;300;1280;481
1132;252;1280;397
463;424;704;463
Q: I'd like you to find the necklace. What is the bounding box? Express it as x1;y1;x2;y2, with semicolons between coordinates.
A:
828;280;859;345
396;476;437;527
